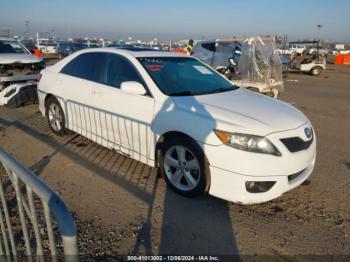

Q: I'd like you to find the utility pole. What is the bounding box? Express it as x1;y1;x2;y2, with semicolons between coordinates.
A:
316;24;323;57
36;32;39;48
25;20;30;39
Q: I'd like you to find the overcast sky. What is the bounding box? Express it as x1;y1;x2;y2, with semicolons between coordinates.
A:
1;0;349;42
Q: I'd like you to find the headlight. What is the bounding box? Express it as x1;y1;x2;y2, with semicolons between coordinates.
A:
37;60;46;70
214;130;281;156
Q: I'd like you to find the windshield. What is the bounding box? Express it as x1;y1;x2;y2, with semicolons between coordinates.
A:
22;42;36;50
138;57;238;96
0;40;29;54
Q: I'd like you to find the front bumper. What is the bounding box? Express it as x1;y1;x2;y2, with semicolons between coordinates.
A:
208;157;315;204
37;89;46;117
204;122;316;204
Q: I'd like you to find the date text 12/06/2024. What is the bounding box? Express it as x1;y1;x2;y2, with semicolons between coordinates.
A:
127;255;221;261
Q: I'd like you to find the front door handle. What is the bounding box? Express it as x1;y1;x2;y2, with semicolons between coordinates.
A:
92;90;102;95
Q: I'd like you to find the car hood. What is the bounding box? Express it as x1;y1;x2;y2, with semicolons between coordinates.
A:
172;88;308;135
0;53;42;64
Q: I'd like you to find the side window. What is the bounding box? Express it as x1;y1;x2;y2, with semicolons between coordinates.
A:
60;52;103;81
98;53;144;88
192;42;215;66
201;43;216;52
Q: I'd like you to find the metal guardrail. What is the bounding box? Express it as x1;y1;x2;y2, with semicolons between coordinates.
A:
0;148;78;261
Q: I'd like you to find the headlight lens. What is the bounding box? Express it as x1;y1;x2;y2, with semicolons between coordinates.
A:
214;130;281;156
37;60;46;70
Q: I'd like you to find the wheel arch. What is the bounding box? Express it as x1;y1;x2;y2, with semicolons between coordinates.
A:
42;93;56;117
44;93;68;136
155;131;199;165
44;93;56;107
155;130;211;191
44;94;66;115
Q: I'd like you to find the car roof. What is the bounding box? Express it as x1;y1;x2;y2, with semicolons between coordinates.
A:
82;47;190;58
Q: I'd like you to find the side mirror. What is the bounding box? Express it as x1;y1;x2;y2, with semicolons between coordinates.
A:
120;81;146;95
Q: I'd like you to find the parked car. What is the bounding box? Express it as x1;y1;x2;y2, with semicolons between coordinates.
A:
36;38;58;54
57;42;88;59
0;38;45;72
288;52;327;76
0;38;45;106
0;38;45;90
38;48;316;204
21;40;43;58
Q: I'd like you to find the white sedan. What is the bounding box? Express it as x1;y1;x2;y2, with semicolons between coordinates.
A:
37;47;316;204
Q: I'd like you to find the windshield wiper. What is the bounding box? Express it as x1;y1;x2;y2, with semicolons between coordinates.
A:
168;91;201;96
206;87;236;94
168;87;237;96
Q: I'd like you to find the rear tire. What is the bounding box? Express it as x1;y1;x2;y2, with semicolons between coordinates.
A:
45;97;67;136
159;136;210;198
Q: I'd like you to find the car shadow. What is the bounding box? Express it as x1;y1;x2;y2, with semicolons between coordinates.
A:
133;96;238;256
159;191;238;255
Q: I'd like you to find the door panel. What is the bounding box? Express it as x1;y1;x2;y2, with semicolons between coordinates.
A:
90;53;155;163
57;52;104;138
55;73;93;136
91;83;154;163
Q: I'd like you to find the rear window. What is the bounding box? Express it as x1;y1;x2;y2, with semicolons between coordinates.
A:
60;52;103;81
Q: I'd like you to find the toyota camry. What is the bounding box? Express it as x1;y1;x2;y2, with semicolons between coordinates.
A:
37;48;316;204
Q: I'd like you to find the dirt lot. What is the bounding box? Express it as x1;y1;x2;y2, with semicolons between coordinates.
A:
0;65;349;260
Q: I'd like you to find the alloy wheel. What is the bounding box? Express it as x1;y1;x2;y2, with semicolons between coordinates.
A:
163;145;201;191
48;103;63;132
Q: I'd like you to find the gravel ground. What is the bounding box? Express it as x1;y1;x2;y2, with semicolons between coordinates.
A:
0;65;349;261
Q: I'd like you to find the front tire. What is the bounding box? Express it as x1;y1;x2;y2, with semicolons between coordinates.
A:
45;97;67;136
159;136;210;197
